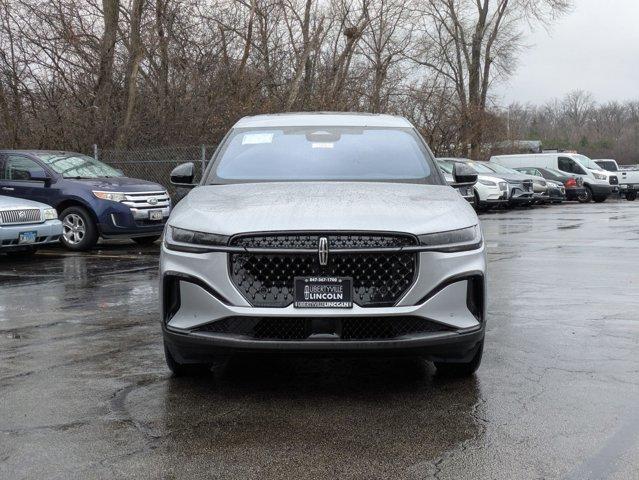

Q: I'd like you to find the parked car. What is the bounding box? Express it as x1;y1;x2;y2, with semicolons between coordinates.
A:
481;162;550;204
0;195;62;254
448;159;535;207
594;159;639;201
513;167;585;201
161;113;486;377
490;153;612;203
436;158;482;204
438;158;509;210
0;150;171;250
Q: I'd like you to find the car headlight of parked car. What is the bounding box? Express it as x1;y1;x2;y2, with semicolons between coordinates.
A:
592;172;606;180
43;208;58;221
166;226;230;252
92;190;127;202
478;179;497;187
417;225;482;252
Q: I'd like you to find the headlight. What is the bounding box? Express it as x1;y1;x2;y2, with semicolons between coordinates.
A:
478;179;497;187
43;208;58;220
93;191;126;202
169;226;229;247
593;172;606;180
417;225;482;252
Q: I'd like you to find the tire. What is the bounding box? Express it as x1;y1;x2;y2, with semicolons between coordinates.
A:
577;186;593;203
60;206;99;251
625;191;637;201
164;342;209;377
133;235;161;246
434;340;484;377
593;196;607;203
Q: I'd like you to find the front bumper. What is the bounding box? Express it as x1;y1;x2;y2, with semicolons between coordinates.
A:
160;242;487;358
97;201;170;238
0;219;62;249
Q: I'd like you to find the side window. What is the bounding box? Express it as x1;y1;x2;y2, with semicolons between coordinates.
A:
0;157;6;180
5;155;42;181
558;157;576;174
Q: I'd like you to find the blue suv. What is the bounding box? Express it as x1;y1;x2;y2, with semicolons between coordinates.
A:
0;150;171;250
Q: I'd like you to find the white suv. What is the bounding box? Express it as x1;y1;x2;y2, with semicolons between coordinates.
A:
161;113;487;377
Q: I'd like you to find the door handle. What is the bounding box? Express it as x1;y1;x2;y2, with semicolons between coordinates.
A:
1;187;14;191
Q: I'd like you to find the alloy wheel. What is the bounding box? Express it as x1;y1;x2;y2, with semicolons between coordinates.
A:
62;213;86;245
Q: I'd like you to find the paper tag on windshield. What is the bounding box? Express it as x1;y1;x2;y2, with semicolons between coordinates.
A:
312;142;334;149
242;133;274;145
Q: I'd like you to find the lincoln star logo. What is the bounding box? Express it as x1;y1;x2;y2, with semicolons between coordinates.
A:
148;197;158;205
318;237;329;266
18;211;26;218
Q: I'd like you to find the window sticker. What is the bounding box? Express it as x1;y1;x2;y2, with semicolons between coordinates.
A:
312;142;334;149
242;133;274;145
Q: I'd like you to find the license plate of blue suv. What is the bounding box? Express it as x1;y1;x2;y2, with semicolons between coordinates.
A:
18;231;37;244
294;276;353;308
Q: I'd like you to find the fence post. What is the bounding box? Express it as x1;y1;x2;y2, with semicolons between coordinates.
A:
93;144;99;161
200;144;206;177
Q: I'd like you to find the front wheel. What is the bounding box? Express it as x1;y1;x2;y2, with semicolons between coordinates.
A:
133;235;161;246
434;340;484;377
577;186;593;203
625;191;637;201
60;206;98;251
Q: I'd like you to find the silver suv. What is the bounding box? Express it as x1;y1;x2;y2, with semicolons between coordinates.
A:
160;113;486;376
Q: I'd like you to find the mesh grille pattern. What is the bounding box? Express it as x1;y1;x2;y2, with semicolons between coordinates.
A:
196;316;451;341
230;233;417;249
230;251;417;307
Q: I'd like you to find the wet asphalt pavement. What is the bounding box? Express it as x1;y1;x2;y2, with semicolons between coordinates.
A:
1;201;638;479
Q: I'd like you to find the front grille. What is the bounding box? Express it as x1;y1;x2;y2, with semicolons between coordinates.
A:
609;176;619;185
195;316;452;341
229;233;418;308
0;209;41;225
231;233;416;249
122;191;170;209
523;180;533;192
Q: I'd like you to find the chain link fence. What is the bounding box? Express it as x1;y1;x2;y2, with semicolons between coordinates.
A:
95;145;217;198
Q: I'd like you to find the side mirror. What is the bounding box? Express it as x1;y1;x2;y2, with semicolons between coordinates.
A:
29;169;52;187
452;163;477;186
170;162;196;188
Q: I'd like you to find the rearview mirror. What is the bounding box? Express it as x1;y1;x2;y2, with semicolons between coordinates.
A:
29;169;52;187
452;163;477;186
171;162;196;188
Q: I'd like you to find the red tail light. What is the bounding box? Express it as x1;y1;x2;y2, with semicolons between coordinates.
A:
565;177;577;188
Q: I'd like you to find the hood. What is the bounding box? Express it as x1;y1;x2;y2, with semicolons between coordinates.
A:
69;176;166;192
0;195;52;210
169;182;478;236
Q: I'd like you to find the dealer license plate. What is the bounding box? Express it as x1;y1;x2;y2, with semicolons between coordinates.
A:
18;231;37;244
148;210;163;221
294;276;353;308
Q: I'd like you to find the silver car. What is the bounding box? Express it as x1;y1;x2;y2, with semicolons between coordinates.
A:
0;195;62;253
160;113;487;377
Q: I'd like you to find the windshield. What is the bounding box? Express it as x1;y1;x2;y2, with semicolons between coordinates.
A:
436;160;454;174
485;163;520;175
36;153;122;178
573;154;600;170
462;161;499;174
208;127;439;184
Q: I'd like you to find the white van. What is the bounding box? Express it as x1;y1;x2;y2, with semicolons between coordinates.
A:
490;153;613;203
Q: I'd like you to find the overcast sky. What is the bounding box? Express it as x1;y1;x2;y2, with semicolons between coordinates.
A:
494;0;639;106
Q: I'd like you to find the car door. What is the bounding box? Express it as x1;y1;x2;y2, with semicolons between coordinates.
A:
0;153;53;204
